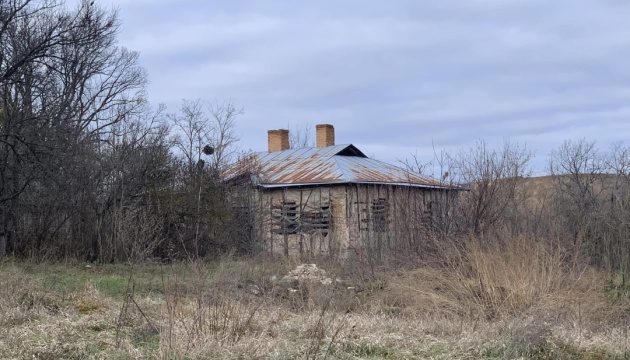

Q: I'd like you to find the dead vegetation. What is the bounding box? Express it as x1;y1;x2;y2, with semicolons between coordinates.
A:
2;238;630;360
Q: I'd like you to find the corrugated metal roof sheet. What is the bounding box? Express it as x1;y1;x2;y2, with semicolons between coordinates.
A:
224;144;457;189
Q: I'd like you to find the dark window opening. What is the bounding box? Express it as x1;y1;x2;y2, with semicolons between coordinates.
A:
301;206;331;236
371;198;389;233
272;201;299;234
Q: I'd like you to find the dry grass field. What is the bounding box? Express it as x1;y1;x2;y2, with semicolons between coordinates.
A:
2;237;630;359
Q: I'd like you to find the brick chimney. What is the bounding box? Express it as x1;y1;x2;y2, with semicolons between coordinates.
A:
316;124;335;148
268;129;289;152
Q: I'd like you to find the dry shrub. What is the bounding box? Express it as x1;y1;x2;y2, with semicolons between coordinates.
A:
454;235;570;316
158;259;263;357
0;263;35;307
2;259;628;359
0;264;68;320
304;288;348;359
379;235;612;322
205;263;262;345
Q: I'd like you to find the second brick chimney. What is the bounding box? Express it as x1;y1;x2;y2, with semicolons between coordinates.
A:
268;129;289;152
316;124;335;148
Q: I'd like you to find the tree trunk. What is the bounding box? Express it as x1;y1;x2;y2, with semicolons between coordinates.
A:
0;233;6;260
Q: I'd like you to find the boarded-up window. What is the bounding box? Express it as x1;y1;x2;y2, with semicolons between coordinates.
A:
371;198;389;232
272;201;299;234
301;205;331;235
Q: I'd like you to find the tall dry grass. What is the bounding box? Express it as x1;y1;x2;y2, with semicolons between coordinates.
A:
454;236;577;315
380;235;611;321
1;240;629;359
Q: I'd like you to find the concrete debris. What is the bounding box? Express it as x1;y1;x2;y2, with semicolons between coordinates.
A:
249;284;262;295
281;263;334;286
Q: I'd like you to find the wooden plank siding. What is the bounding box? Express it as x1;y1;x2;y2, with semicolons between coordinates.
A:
234;184;451;259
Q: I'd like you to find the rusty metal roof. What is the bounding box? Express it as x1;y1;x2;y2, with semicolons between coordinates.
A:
224;144;457;189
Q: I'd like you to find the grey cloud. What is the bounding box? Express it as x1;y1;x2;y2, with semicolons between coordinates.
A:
107;0;630;172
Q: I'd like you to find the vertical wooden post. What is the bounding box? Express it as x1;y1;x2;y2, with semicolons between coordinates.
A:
0;233;6;261
282;189;289;257
299;189;304;256
391;186;397;251
269;192;274;255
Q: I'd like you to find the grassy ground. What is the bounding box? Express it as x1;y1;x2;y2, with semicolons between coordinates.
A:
2;241;630;359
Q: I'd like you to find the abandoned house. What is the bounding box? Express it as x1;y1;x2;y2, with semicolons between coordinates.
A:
224;124;459;259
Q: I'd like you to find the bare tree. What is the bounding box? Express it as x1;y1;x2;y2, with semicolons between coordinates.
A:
549;139;605;204
450;140;532;235
169;99;210;179
288;122;314;149
169;99;243;177
398;150;432;176
0;0;147;259
607;142;630;271
606;141;630;199
207;100;242;172
548;139;606;248
0;2;250;262
92;106;173;262
164;98;244;258
547;139;630;270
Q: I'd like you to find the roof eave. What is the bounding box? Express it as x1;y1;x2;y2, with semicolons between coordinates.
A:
258;180;461;190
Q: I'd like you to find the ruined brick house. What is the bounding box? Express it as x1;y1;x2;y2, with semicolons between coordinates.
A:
224;124;459;259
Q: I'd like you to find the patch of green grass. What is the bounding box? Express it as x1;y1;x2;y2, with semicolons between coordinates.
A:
483;338;627;360
412;343;448;358
481;344;506;359
2;260;260;302
1;314;40;327
133;326;160;351
30;334;53;346
88;323;109;332
95;275;129;298
83;341;109;356
42;269;90;293
344;343;397;358
16;262;187;299
102;351;138;360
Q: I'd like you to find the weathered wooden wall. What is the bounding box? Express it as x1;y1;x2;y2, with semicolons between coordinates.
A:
345;184;442;261
249;184;450;259
261;187;337;257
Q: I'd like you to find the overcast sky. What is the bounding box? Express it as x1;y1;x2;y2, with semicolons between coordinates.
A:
102;0;630;174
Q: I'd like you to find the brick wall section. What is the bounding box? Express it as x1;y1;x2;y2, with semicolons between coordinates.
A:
316;124;335;148
268;129;289;152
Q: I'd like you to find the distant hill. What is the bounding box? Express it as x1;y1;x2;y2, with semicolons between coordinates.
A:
517;173;628;212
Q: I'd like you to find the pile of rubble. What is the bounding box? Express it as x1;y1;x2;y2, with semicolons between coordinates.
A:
279;263;334;286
